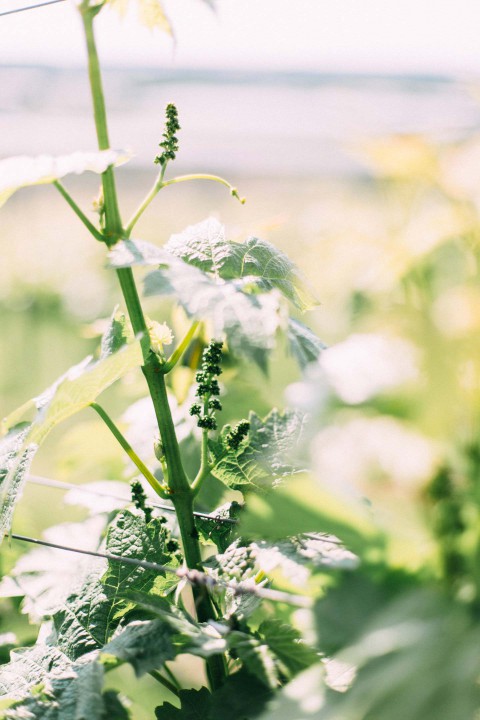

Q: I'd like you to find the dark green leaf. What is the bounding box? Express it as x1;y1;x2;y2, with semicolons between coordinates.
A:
155;687;212;720
102;619;176;676
53;511;174;661
196;501;242;552
211;409;306;492
258;620;319;676
209;669;273;720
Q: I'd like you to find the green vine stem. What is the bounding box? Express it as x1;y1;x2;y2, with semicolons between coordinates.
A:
125;173;245;237
90;402;167;496
53;181;104;241
80;3;226;690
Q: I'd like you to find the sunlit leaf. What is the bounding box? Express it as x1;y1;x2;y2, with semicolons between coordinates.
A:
0;149;129;208
211;409;307;492
108;225;320;368
0;424;36;541
165;218;317;311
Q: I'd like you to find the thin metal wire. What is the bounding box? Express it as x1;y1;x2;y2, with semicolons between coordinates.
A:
0;0;66;17
8;531;312;607
27;474;238;525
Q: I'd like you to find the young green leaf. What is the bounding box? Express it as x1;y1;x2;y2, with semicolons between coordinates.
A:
210;409;307;492
108;223;321;368
0;149;129;208
165;218;317;311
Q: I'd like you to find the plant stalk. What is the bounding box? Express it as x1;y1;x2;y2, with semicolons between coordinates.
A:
80;5;226;690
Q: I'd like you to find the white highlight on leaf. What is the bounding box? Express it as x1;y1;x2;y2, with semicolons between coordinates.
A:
0;149;130;208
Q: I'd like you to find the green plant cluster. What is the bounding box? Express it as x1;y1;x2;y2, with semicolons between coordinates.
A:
2;0;480;719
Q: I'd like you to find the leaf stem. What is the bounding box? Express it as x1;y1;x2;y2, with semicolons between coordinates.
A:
191;414;212;497
163;321;200;373
90;402;167;497
149;669;180;697
53;180;104;241
125;172;245;237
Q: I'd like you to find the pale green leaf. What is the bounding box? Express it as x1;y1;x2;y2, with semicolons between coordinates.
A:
256;664;325;720
240;475;381;556
0;344;142;544
0;424;36;540
258;620;319;677
106;0;171;32
0;517;107;623
211;409;307;492
108;228;321;368
100;307;133;359
287;318;326;369
0;149;129;208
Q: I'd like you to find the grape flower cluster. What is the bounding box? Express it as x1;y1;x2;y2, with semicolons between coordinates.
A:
154;103;180;167
190;340;224;431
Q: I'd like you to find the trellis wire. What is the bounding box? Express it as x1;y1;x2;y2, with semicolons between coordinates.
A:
27;474;238;525
8;531;312;607
0;0;66;17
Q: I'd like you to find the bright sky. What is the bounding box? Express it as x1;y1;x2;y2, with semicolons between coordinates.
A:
1;0;480;75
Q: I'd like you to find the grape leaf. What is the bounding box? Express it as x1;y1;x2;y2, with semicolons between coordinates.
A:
317;590;480;720
53;511;173;661
287;318;325;369
155;688;212;720
108;220;321;368
165;218;317;311
0;341;142;544
155;671;272;720
255;664;325;720
196;501;242;552
258;620;319;677
210;409;307;492
0;645;105;720
0;516;107;623
102;620;176;676
100;307;133;359
0;424;36;541
0;149;129;208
